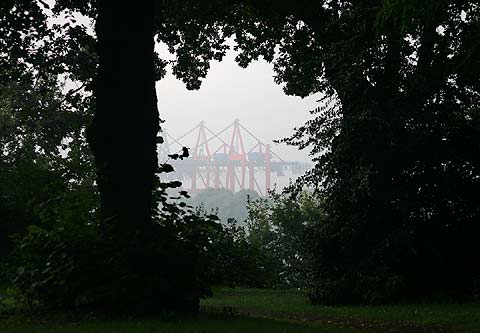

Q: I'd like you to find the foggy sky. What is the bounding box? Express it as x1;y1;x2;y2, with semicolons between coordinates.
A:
156;45;320;163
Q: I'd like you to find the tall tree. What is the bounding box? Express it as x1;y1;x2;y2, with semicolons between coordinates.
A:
223;0;480;302
89;1;159;230
48;0;234;230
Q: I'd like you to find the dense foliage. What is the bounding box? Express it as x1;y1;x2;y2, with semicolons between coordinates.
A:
245;192;322;288
10;203;219;312
279;1;480;303
202;191;323;289
0;0;96;260
2;0;480;310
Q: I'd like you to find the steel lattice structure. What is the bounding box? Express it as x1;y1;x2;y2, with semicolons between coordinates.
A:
157;119;311;195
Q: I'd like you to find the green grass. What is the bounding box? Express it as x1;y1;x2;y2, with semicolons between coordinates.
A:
202;287;480;331
1;287;479;332
0;314;359;333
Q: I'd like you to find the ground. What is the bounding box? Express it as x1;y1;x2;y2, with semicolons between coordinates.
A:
203;287;480;333
1;287;479;333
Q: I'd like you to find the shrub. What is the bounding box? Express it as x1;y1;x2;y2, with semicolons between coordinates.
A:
201;218;267;288
245;191;323;289
10;208;218;313
304;204;480;304
307;273;406;305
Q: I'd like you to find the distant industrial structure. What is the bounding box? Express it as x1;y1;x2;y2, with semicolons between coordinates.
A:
157;119;311;196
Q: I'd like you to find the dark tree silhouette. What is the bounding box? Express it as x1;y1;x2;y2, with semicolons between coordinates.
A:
222;0;480;302
89;1;159;230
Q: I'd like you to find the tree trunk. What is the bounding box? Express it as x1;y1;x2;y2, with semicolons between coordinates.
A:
88;1;159;231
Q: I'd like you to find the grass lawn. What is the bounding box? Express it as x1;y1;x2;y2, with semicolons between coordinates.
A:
202;287;480;332
0;313;359;333
0;287;478;333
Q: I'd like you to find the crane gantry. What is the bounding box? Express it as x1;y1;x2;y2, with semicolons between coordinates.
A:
157;119;311;196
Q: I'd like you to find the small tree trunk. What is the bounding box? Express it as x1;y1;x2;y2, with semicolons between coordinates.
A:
88;1;159;231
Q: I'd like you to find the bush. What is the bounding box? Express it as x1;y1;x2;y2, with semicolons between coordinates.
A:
10;207;219;313
307;273;406;305
304;202;480;304
201;190;321;290
245;191;322;289
204;218;279;288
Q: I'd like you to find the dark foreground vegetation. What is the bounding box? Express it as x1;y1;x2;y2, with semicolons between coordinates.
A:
1;0;479;331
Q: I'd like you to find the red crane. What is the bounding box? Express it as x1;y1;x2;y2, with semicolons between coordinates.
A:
158;120;308;196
